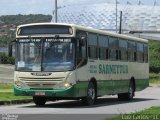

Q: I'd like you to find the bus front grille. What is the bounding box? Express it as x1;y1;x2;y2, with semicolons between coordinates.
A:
19;77;65;89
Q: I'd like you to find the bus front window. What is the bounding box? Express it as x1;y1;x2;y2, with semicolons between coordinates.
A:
16;38;75;72
42;39;75;71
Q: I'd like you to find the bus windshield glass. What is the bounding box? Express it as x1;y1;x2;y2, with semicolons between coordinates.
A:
16;38;75;72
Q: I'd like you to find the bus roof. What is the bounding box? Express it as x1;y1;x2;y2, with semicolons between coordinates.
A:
17;22;148;43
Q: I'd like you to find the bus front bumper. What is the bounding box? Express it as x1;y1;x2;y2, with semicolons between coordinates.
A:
14;83;87;98
14;85;76;98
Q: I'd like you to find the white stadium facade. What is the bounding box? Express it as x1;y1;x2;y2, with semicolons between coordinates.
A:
53;2;160;40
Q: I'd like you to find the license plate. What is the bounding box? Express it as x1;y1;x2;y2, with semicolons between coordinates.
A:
35;92;45;96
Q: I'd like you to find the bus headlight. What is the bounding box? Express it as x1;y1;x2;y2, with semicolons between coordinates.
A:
53;72;73;89
54;82;72;89
64;83;71;87
63;72;73;88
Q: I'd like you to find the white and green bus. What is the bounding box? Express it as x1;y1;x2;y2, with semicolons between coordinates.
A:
14;23;149;106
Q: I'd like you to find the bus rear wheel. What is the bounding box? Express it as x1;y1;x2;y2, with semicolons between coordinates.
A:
81;82;96;105
33;96;47;106
118;81;134;101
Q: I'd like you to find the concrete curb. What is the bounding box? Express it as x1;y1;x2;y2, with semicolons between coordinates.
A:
0;99;33;106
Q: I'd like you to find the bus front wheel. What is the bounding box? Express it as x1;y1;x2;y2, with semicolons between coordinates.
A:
33;96;47;106
81;82;96;105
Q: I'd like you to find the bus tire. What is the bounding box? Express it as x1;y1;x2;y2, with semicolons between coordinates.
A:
127;81;135;100
118;81;134;101
81;82;96;105
33;96;47;106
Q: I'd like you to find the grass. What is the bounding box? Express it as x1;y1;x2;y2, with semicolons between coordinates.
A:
107;106;160;120
0;83;31;101
138;106;160;114
0;83;13;90
149;73;160;84
0;92;31;101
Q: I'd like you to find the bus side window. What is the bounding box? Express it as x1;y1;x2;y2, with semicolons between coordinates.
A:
88;33;98;59
106;49;109;59
98;35;108;60
128;41;136;62
144;44;148;62
76;31;87;58
137;42;144;62
119;39;128;61
134;52;137;61
109;37;118;61
119;50;121;60
79;42;86;59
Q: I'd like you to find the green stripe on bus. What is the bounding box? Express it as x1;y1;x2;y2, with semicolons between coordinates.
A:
14;79;149;98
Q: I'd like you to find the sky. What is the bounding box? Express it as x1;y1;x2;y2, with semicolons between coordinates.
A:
0;0;158;15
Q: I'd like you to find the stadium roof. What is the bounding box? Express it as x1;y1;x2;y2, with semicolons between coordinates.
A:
52;3;160;41
53;3;160;31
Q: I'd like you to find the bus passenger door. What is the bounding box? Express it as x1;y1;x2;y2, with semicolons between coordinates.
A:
75;32;88;96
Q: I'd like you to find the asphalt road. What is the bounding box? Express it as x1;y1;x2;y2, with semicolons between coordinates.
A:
0;86;160;120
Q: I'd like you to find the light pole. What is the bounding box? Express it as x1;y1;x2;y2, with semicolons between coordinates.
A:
116;0;118;33
154;0;157;6
54;0;58;23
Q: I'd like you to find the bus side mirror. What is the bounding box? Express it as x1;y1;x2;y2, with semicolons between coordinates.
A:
79;36;86;46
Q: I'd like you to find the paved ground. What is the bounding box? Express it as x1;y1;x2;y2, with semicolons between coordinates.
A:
0;64;160;120
0;64;14;83
0;86;160;120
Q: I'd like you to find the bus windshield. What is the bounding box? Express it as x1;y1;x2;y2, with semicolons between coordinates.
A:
16;38;75;72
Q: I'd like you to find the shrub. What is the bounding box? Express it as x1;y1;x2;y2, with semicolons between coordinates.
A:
150;66;160;73
7;56;15;65
0;52;15;64
0;53;8;64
